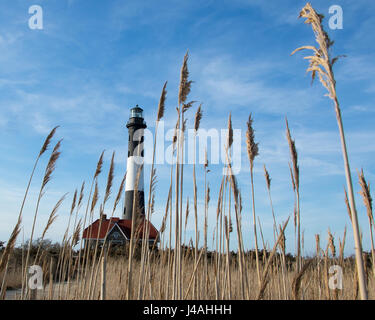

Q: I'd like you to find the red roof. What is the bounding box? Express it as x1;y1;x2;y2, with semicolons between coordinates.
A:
82;216;158;240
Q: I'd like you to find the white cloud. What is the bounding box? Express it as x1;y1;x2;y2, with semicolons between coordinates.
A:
192;54;322;115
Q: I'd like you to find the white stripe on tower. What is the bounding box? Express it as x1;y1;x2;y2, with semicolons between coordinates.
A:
125;156;144;192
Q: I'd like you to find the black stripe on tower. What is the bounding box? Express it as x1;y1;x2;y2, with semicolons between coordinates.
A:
123;106;147;220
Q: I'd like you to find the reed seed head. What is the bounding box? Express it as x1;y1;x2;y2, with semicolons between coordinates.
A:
184;198;190;230
91;181;99;213
178;51;193;106
291;3;345;102
182;101;196;114
279;225;286;254
41;193;66;240
113;172;126;213
246;113;259;168
72;218;82;247
264;164;271;191
358;169;374;226
328;229;336;257
315;234;320;256
104;151;115;204
0;217;21;273
227;113;233;149
286;118;299;190
194;104;202;133
39;126;59;157
42;139;62;191
78;181;85;209
70;189;77;216
95;151;105;179
157;81;167;121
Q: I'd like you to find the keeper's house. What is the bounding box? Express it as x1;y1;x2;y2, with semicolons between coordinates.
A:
82;214;159;247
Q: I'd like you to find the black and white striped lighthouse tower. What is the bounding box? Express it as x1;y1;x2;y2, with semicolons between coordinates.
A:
123;105;147;220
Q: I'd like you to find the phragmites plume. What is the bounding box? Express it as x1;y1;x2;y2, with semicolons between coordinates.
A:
279;225;286;254
91;181;99;213
0;216;21;272
104;151;115;205
157;81;167;121
291;3;345;101
72;218;82;247
78;181;85;209
286;118;299;190
227;113;233;148
182;101;196;114
264;164;271;191
178;51;193;106
194;104;202;133
41;193;66;240
246;113;259;168
328;229;336;257
113;172;126;214
95;151;105;179
39;126;59;157
358;169;374;226
315;234;320;256
70;189;78;216
42;139;62;191
184;198;190;230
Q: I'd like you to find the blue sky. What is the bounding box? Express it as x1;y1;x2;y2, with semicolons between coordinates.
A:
1;0;375;256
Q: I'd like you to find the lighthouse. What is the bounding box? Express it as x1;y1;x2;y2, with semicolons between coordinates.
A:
123;105;147;220
81;106;159;247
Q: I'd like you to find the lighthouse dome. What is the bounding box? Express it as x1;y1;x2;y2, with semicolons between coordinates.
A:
130;105;144;119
